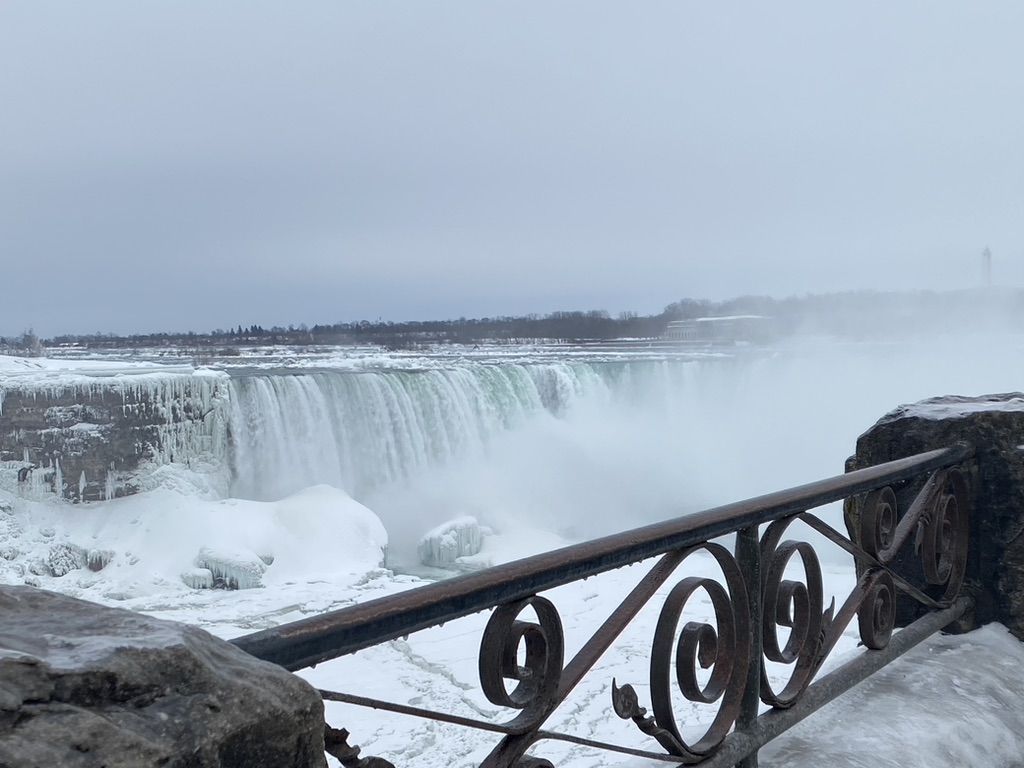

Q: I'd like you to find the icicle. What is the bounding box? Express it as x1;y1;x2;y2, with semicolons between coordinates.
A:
53;458;62;499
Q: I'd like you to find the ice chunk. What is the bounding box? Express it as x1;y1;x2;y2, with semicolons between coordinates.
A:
417;516;484;568
194;546;267;590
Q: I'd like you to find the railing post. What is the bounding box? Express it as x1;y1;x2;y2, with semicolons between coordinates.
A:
735;525;762;768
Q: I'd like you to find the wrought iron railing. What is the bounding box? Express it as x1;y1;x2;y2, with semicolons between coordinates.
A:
232;443;974;767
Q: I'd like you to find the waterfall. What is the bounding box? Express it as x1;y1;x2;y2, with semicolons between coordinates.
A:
226;362;639;500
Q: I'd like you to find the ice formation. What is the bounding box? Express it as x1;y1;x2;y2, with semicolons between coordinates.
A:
180;567;214;590
193;546;267;590
417;516;484;567
86;548;114;571
46;543;85;577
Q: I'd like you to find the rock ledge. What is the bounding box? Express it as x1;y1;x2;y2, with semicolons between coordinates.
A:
0;585;326;767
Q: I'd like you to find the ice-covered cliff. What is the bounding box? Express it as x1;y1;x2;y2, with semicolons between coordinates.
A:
0;356;229;501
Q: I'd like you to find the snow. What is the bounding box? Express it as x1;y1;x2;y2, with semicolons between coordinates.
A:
893;393;1024;420
757;624;1024;768
4;469;1020;766
0;354;192;374
0;483;388;611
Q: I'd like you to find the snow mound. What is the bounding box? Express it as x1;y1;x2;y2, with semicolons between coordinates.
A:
417;516;484;567
0;483;389;600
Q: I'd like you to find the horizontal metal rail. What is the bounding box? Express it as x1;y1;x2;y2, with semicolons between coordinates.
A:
232;442;971;671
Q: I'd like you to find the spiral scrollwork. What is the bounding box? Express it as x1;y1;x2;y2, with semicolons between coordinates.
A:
642;542;750;762
479;595;564;722
861;486;899;562
759;518;831;708
919;468;969;602
857;567;896;649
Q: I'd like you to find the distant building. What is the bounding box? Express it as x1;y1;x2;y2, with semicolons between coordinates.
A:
982;246;992;287
662;315;774;345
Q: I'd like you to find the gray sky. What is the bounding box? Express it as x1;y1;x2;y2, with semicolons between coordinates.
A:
3;2;1023;336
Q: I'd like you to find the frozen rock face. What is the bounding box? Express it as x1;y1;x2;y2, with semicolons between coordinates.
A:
845;393;1024;639
0;371;228;502
0;585;326;768
417;516;484;568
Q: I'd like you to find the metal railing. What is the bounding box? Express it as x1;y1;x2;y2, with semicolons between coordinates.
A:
232;443;974;767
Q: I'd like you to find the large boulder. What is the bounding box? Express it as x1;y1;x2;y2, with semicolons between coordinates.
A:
0;585;326;768
844;393;1024;639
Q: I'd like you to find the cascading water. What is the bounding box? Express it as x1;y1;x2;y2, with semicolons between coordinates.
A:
14;338;1012;556
225;362;647;501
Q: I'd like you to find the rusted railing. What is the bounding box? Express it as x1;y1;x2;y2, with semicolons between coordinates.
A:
232;443;974;767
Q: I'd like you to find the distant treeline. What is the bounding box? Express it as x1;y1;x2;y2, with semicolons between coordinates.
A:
4;289;1023;353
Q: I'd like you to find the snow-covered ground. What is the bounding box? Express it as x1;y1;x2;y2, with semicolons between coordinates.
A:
3;341;1024;766
0;352;195;380
1;482;1022;767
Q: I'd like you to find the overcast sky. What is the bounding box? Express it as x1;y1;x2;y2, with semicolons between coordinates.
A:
2;2;1023;336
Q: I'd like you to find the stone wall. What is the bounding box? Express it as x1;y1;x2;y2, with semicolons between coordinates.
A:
0;372;229;502
844;393;1024;639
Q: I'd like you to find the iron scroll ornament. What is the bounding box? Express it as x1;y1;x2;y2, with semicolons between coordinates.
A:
918;468;969;604
758;468;971;709
758;520;834;709
479;595;565;732
614;542;751;762
856;468;969;608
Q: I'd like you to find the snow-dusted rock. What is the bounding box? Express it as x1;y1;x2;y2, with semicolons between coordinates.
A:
848;392;1024;638
194;546;267;589
417;516;484;568
0;585;326;767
